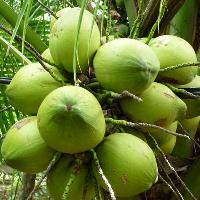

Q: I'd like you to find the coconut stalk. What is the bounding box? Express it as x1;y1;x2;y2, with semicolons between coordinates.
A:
105;118;191;139
21;173;36;200
148;134;197;200
0;0;47;53
90;149;116;200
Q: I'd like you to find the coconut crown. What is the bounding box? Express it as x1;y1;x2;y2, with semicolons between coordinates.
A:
41;48;55;64
1;116;55;173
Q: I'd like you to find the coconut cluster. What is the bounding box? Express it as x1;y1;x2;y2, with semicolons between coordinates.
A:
2;6;200;199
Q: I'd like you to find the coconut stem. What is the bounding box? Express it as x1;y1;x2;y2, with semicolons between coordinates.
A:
160;62;200;72
86;82;100;88
106;90;142;102
158;160;184;200
105;118;190;139
0;105;12;113
97;90;142;103
129;0;145;38
146;0;168;44
26;152;61;200
90;149;116;200
0;24;65;85
106;0;111;42
21;173;36;200
158;173;182;200
149;134;197;200
164;83;200;99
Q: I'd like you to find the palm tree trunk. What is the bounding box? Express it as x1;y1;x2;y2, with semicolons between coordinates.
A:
21;173;36;200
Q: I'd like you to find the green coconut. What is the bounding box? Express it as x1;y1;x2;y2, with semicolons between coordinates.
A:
93;38;160;94
49;7;100;73
124;128;147;142
172;116;200;158
176;76;200;118
149;35;197;84
37;85;105;154
5;62;66;115
147;121;177;155
41;48;54;63
175;75;200;88
120;82;187;127
47;155;95;200
125;121;177;154
93;133;158;197
50;7;71;31
1;116;55;173
183;99;200;118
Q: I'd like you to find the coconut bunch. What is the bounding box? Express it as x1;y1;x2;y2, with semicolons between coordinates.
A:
2;6;200;200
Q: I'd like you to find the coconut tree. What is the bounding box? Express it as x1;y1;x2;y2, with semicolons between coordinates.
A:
0;0;200;199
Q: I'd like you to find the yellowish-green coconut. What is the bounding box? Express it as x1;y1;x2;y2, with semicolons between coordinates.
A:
37;86;105;154
1;116;55;173
93;133;158;197
120;82;187;127
175;76;200;118
5;62;66;115
149;35;197;84
50;7;71;30
49;7;100;73
93;38;160;94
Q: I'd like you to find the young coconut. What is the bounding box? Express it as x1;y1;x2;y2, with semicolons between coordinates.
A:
126;121;177;155
49;7;100;73
50;7;71;30
149;35;197;84
92;133;158;197
41;48;54;64
175;76;200;118
1;116;55;173
47;154;95;200
172;116;200;159
93;38;160;94
120;82;187;127
5;62;66;115
146;121;177;155
37;86;105;154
